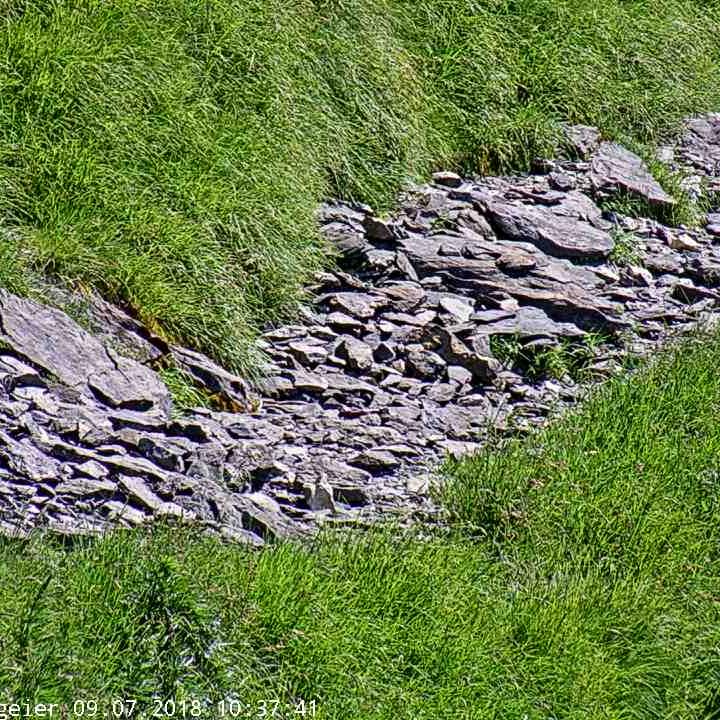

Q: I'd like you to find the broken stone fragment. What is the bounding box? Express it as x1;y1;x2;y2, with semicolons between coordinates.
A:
0;356;44;387
707;225;720;238
396;251;420;281
446;365;473;385
304;481;336;512
289;370;329;394
405;346;446;379
326;311;365;331
335;336;374;373
383;309;438;328
373;341;397;363
376;283;426;311
103;501;147;526
74;459;109;479
0;431;62;482
438;296;474;322
432;170;463;188
324;291;385;319
622;265;654;288
437;440;484;460
362;215;396;241
644;253;683;276
474;306;585;341
548;172;576;191
365;249;397;271
236;492;307;541
561;124;602;159
349;449;401;473
495;249;537;274
677;114;720;176
421;326;500;382
57;476;115;495
287;340;329;366
323;224;373;266
668;233;700;252
426;382;457;403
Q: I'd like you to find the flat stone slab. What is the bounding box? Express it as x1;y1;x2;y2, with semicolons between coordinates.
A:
590;142;675;206
0;290;170;416
485;201;614;260
677;114;720;176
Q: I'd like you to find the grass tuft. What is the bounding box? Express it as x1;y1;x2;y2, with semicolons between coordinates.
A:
608;228;643;267
158;366;212;416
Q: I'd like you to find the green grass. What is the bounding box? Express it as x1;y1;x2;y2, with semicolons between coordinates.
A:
2;330;720;717
490;331;609;382
608;228;643;267
2;0;720;369
158;366;213;416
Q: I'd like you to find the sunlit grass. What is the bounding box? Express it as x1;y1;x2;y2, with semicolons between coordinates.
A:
1;0;720;369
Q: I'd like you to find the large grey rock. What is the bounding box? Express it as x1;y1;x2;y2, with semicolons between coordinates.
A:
485;202;614;260
590;142;675;207
0;291;171;416
349;449;400;473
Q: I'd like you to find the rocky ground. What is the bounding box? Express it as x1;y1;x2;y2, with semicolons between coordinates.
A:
2;116;720;545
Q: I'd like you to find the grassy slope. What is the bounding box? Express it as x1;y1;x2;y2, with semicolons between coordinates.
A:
1;0;720;369
3;332;720;718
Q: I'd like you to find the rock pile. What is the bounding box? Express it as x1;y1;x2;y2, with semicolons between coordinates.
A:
2;117;720;544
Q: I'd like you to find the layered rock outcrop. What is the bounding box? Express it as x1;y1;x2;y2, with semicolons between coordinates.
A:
2;116;720;544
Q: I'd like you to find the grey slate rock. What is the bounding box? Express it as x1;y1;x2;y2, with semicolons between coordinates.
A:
485;202;614;260
0;291;171;416
474;306;586;341
676;114;720;176
376;284;426;311
287;341;329;366
561;124;602;159
336;336;374;372
590;142;675;207
362;216;396;242
350;449;401;473
432;171;463;188
405;347;446;379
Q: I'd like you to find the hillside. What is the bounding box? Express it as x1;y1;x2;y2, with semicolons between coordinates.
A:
3;331;720;716
2;0;720;370
3;2;720;716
